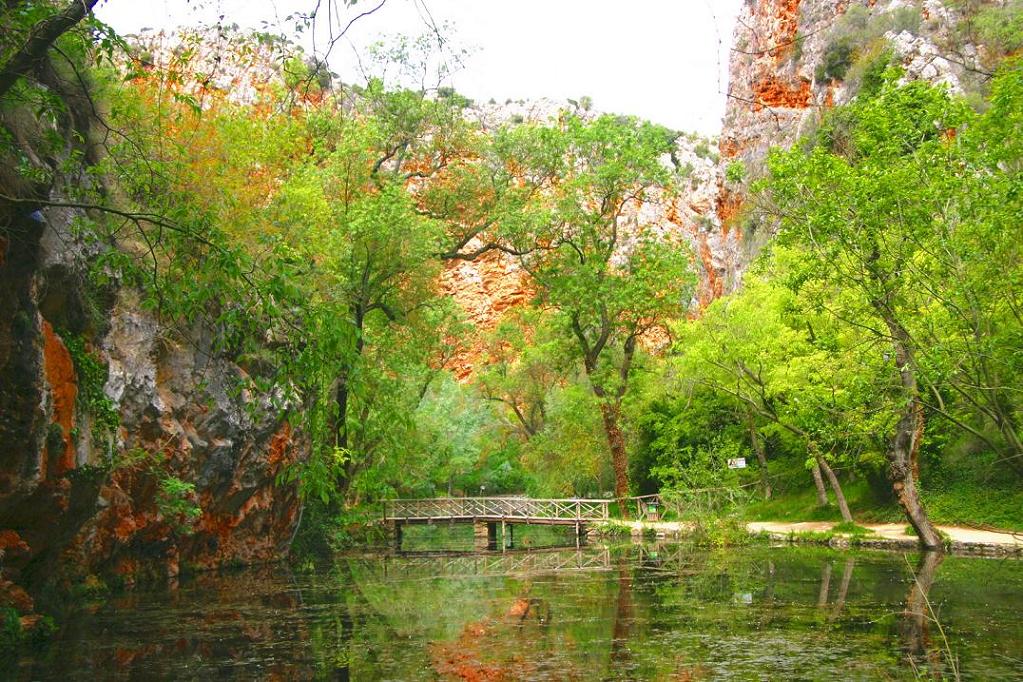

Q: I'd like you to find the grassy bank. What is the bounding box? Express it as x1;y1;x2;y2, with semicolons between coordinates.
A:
742;463;1023;532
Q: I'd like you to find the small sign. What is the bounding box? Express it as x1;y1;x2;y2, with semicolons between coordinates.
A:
727;457;747;469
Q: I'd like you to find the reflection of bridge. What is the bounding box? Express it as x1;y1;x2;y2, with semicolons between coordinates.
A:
370;547;614;579
382;497;612;550
360;544;692;580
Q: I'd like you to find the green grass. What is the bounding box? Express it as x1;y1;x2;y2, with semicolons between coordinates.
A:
831;521;873;536
740;461;1023;532
918;480;1023;531
743;477;903;524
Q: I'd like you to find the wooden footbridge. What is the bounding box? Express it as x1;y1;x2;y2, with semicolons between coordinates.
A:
382;497;613;550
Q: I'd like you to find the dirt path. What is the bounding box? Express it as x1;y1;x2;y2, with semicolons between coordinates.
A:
609;519;1023;554
747;521;1023;553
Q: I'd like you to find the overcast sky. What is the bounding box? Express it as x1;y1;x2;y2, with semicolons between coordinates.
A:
95;0;742;135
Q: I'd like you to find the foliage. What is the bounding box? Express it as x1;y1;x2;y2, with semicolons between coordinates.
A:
632;64;1023;535
521;383;613;497
8;6;1023;545
111;448;202;535
815;5;920;84
686;516;757;548
0;607;20;654
155;476;202;535
62;333;119;452
724;159;746;185
967;0;1023;58
0;605;56;661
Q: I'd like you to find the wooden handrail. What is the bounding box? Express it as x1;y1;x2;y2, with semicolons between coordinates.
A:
385;496;614;503
382;496;612;522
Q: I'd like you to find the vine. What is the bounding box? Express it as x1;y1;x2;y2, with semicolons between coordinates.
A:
62;333;119;454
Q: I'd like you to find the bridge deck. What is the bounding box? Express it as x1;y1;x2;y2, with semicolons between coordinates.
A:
383;497;612;525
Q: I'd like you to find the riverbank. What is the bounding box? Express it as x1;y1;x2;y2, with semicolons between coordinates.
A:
601;519;1023;556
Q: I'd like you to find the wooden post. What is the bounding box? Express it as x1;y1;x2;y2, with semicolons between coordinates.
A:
385;521;403;549
501;520;507;553
474;520;498;551
473;520;489;551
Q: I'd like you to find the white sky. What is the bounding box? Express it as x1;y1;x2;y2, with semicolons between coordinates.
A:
94;0;742;135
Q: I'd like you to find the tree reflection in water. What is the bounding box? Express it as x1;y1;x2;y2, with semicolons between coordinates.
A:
900;551;951;679
609;558;634;676
15;543;1023;680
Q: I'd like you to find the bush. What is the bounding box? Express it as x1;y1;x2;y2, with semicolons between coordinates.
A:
290;500;388;559
816;5;921;84
688;517;755;547
0;608;21;654
845;45;896;97
974;2;1023;56
725;160;746;185
817;36;856;82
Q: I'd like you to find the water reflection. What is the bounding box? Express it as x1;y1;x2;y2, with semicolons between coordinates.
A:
901;551;948;679
13;540;1023;680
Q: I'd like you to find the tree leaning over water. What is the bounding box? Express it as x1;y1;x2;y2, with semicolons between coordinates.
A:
764;66;1023;548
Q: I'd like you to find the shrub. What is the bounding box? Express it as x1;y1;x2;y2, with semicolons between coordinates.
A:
0;608;21;654
156;476;202;535
974;2;1023;56
725;160;746;185
845;45;896;97
816;5;922;84
817;36;856;82
688;517;755;547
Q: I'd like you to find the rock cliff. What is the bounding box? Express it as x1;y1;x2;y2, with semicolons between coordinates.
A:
0;65;305;617
716;0;990;284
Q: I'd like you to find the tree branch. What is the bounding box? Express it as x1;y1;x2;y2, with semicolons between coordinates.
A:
0;0;99;99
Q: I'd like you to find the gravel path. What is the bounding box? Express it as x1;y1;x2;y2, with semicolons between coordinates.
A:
611;519;1023;554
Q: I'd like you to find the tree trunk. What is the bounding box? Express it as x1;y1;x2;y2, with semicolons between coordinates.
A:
747;414;771;499
599;401;630;518
0;0;99;98
830;558;855;620
811;460;829;507
817;457;853;523
879;309;943;550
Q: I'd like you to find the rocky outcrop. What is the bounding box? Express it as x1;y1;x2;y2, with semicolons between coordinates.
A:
715;0;989;287
0;207;306;601
0;70;306;612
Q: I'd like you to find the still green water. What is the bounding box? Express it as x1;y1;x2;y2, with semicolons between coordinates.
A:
14;526;1023;680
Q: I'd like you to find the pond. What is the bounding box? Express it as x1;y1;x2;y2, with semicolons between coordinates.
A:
12;526;1023;680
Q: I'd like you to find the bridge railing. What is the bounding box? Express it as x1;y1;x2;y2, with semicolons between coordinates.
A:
383;497;611;522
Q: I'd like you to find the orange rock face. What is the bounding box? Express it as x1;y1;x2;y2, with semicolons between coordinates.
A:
41;320;78;477
696;233;724;308
716;186;745;231
441;246;534;380
0;530;29;557
752;75;812;110
719;137;744;159
765;0;804;61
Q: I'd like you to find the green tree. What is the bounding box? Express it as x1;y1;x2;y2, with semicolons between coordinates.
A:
765;77;973;548
510;113;696;510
